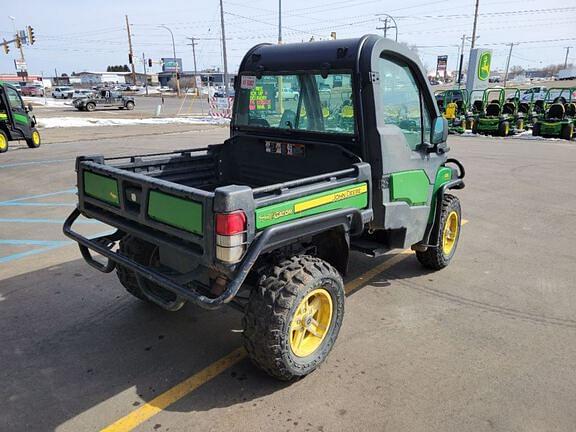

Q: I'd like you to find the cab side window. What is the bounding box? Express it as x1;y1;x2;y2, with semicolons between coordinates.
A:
378;56;432;150
6;87;24;110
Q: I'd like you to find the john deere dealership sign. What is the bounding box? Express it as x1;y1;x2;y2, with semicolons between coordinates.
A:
477;51;491;81
466;48;492;93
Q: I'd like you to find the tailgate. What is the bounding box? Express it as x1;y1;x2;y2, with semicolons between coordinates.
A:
77;158;213;258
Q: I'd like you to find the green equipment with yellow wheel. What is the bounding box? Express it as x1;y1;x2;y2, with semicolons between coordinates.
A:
471;88;514;137
64;36;465;381
532;88;576;141
0;82;42;152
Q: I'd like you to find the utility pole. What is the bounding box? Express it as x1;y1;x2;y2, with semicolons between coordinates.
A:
219;0;229;96
376;17;388;38
125;15;137;86
503;42;514;86
141;52;149;95
278;0;282;44
470;0;480;49
186;37;198;79
564;47;571;69
457;34;466;87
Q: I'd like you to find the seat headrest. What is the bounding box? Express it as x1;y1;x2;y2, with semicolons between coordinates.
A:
546;103;565;120
486;103;501;116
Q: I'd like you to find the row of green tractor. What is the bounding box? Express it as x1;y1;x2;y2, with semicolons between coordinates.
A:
435;87;576;141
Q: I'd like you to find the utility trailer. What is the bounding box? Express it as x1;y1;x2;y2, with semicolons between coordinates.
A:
64;35;465;380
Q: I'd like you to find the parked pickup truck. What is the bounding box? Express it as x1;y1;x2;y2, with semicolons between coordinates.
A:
64;35;465;381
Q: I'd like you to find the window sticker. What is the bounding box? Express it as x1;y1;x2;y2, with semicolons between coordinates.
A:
241;75;257;89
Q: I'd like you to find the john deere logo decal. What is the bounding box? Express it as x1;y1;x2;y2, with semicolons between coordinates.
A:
478;51;491;81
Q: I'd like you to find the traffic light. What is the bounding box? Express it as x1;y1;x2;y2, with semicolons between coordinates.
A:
27;26;35;45
15;34;21;49
148;58;152;68
2;40;9;54
128;53;133;64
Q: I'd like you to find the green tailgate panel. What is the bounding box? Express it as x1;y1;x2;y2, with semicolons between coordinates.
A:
390;170;430;206
148;191;203;235
255;183;368;229
83;171;120;206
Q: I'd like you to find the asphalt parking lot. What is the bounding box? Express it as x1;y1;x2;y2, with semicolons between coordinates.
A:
1;126;576;432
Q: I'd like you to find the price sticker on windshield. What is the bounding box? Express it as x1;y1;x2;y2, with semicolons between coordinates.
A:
241;75;257;89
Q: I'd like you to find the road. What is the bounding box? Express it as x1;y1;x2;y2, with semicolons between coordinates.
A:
1;127;576;432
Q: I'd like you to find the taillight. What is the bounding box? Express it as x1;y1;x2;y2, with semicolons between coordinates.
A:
215;211;246;263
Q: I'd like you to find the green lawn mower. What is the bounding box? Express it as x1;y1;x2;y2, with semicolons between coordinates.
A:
437;89;472;134
503;88;526;132
471;88;513;137
532;88;576;140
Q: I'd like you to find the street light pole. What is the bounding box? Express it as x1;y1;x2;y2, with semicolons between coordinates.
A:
470;0;480;49
159;24;181;97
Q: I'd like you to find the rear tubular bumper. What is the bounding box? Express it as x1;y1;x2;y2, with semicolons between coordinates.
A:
64;207;365;310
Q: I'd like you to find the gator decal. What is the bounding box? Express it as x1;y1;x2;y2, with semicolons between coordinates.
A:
255;183;368;229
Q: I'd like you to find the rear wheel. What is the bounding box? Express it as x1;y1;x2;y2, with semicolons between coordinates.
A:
25;128;41;148
243;255;345;381
532;122;541;136
125;101;135;110
516;119;524;131
0;131;9;153
416;194;462;270
85;102;96;112
116;236;185;311
499;121;510;137
561;123;574;141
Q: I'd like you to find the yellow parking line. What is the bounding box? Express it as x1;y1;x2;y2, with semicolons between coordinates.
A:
100;347;246;432
101;219;469;431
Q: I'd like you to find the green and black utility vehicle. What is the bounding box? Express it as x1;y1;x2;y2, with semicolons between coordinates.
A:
532;87;576;140
0;82;41;153
472;88;514;136
64;36;465;381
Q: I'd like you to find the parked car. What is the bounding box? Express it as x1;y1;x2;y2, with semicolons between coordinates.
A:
276;87;300;100
21;84;45;97
52;86;74;99
11;83;22;94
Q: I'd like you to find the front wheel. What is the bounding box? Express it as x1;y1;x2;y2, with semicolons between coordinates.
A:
499;121;510;137
85;102;96;112
125;101;135;110
25;128;41;149
0;131;9;153
416;194;462;270
243;255;345;381
561;123;574;141
532;123;541;136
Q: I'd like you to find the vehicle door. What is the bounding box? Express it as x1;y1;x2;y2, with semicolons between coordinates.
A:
5;85;32;138
373;50;446;245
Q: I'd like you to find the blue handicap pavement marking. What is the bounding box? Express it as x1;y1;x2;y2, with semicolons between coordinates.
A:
0;218;101;224
0;188;77;206
0;158;76;170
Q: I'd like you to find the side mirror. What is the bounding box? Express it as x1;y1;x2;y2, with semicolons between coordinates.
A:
27;103;33;112
431;116;448;145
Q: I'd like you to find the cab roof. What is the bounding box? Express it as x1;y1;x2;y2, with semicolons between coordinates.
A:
238;35;379;74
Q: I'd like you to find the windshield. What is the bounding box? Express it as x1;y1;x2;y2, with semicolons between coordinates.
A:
236;73;355;135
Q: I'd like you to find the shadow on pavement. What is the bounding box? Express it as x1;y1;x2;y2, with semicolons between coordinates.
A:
0;251;431;431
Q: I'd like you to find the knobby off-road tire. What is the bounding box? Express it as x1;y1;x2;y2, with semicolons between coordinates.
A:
243;255;345;381
416;194;462;270
116;236;183;310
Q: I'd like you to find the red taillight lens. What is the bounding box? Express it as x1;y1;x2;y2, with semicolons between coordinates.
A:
216;211;246;235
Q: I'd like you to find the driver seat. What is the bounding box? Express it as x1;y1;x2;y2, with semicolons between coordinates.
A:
472;100;484;113
546;103;565;121
564;103;576;118
502;102;515;115
485;103;501;117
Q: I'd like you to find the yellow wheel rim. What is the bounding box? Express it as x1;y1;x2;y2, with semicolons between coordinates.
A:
289;288;333;358
32;131;40;145
0;134;6;151
442;211;459;256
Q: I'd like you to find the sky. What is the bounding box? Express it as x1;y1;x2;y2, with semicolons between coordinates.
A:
1;0;575;77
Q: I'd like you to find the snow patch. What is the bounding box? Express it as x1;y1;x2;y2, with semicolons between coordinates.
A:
37;116;229;128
